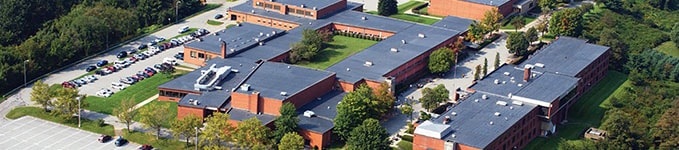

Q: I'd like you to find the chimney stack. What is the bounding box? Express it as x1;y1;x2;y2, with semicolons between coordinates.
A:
221;41;227;58
443;116;451;124
523;66;531;82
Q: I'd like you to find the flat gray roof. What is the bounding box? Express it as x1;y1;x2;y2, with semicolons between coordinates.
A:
184;23;284;55
270;0;342;11
432;16;474;33
237;27;303;60
463;0;511;6
327;24;460;83
235;61;335;100
521;36;609;77
297;90;346;133
228;108;277;125
437;93;537;149
470;65;579;103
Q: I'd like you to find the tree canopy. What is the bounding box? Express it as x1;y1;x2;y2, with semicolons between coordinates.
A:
346;119;390;150
374;82;396;118
378;0;398;16
170;114;203;147
113;98;137;132
549;8;584;37
234;117;273;149
200;112;235;149
420;84;449;111
274;102;299;143
278;132;305;150
480;8;503;33
526;27;539;43
288;29;333;63
428;47;455;74
51;88;83;119
139;103;171;139
672;23;679;48
334;84;376;141
506;32;529;56
30;80;52;112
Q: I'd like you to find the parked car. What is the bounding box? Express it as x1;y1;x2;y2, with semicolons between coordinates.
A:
111;82;126;90
127;49;138;54
178;26;189;33
114;136;127;146
107;66;118;72
154;37;166;43
69;81;81;87
96;88;114;97
85;65;97;72
137;44;147;50
98;134;112;143
138;144;154;150
126;76;139;83
136;53;148;60
83;75;97;82
117;51;128;58
144;70;155;76
174;53;184;60
163;57;178;66
120;78;134;84
62;82;76;88
145;67;157;74
96;60;109;67
214;14;223;19
148;41;157;46
102;68;113;74
73;79;87;85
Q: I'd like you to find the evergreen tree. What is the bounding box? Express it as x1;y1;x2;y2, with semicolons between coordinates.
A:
494;52;501;69
274;102;299;143
378;0;398;16
483;58;488;76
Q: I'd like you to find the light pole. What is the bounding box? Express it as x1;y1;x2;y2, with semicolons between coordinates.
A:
194;127;199;150
77;96;81;128
176;0;182;23
23;60;29;88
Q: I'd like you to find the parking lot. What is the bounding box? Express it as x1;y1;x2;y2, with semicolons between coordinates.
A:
0;117;140;150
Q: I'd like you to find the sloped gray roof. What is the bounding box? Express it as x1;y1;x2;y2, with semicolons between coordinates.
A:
235;61;335;100
297;91;346;133
432;16;474;33
184;23;284;55
521;36;609;77
228;108;277;125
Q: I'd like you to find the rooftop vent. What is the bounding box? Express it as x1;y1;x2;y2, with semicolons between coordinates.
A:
451;134;456;138
255;38;260;42
280;91;287;96
509;106;514;110
508;93;513;98
443;116;451;124
390;47;398;53
230;48;235;52
494;79;499;84
418;33;426;38
312;7;317;10
218;38;222;41
364;61;373;66
496;101;508;106
240;84;250;91
361;16;366;20
482;94;488;100
232;69;239;73
259;32;264;36
504;72;510;76
300;4;305;8
188;99;200;105
251;10;255;14
401;40;406;44
489;121;494;125
512;101;524;106
534;63;545;68
474;99;479;102
287;66;291;69
494;112;501;116
346;68;350;72
272;31;277;35
266;33;270;37
451;112;457;116
303;110;315;118
259;42;264;46
236;23;241;27
517;84;523;87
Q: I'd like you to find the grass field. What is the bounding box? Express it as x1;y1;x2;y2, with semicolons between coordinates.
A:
501;16;537;30
133;100;178;128
364;1;440;25
207;20;224;26
397;140;413;150
296;35;377;69
655;41;679;57
84;71;187;115
524;71;629;150
397;1;425;13
6;107;116;136
122;129;190;150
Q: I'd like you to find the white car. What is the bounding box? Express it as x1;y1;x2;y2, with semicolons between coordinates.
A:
111;82;126;90
178;26;189;33
96;88;114;97
143;50;155;56
163;57;178;66
83;75;97;82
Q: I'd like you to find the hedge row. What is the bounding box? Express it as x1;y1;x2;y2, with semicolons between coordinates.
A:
333;30;384;41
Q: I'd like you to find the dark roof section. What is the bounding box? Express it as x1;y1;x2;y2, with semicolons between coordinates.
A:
184;23;284;56
237;27;303;60
438;93;537;148
463;0;511;6
432;16;474;33
297;90;346;133
235;61;335;100
470;65;579;104
228;108;276;125
520;36;609;77
327;11;416;33
327;24;461;83
269;0;343;11
162;58;259;108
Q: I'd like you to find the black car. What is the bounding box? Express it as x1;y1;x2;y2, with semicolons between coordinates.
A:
114;136;127;146
85;65;97;72
127;49;138;54
96;60;109;67
98;134;112;143
137;44;147;50
174;53;184;60
214;14;223;19
117;51;128;58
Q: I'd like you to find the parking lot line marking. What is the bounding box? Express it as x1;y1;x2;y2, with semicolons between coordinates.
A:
35;127;71;145
23;123;60;140
45;129;81;148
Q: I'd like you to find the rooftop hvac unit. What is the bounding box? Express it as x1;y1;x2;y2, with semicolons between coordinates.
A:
401;40;406;44
364;61;373;66
272;31;277;35
361;16;366;20
482;94;488;99
496;101;508;106
259;42;264;46
517;84;523;87
512;101;524;106
303;110;315;118
259;32;263;36
489;121;494;125
300;4;305;8
280;91;287;96
418;33;425;38
494;112;501;116
534;63;545;68
346;68;350;71
494;79;499;84
240;84;250;91
390;48;398;52
503;72;510;76
255;38;260;42
451;112;457;116
312;7;317;10
508;93;513;98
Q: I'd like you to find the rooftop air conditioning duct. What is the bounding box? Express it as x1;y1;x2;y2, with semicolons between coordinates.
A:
364;61;373;66
240;84;250;91
534;63;545;68
512;101;524;106
303;110;315;118
390;48;398;53
494;112;501;116
418;33;425;38
496;101;508;106
280;91;287;96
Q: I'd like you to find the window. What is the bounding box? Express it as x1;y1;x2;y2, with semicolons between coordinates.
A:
198;53;205;58
296;10;304;15
255;2;263;6
287;8;295;13
265;3;272;9
273;5;280;10
305;11;312;16
190;51;196;58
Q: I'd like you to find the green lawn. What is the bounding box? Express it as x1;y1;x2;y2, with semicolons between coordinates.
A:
397;1;425;13
524;71;629;150
390;14;440;25
84;71;187;114
501;16;537;30
206;20;224;26
122;129;190;150
133;100;178;128
397;140;413;150
655;41;679;57
6;107;116;136
296;35;377;69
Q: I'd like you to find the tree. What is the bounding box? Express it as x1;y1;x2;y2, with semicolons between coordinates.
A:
420;84;449;111
511;16;526;32
597;29;628;71
334;84;376;141
234;117;273;149
526;27;539;43
535;21;548;42
139;103;171;139
400;103;414;121
467;21;486;43
30;80;52;112
538;0;556;11
374;82;395;118
288;29;331;63
170;114;202;147
377;0;398;16
483;58;488;76
549;8;583;37
274;102;299;143
346;119;390;150
160;64;176;78
672;23;679;48
653;100;679;149
494;52;501;69
601;109;637;149
474;65;481;80
480;8;503;33
453;37;465;51
278;132;304;150
113;98;137;132
506;32;529;56
428;47;455;74
51;88;83;119
200;112;235;149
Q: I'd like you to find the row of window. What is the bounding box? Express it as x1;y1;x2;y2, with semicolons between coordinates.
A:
189;51;213;59
159;90;188;98
286;8;314;17
256;18;295;29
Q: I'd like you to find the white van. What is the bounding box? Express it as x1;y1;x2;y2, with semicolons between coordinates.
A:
178;26;189;33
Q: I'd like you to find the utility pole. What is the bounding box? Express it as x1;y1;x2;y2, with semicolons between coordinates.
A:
194;127;199;150
23;60;29;88
77;96;81;128
176;1;182;23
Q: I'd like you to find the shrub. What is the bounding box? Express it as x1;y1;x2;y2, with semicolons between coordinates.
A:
400;134;414;142
405;123;415;134
97;119;106;127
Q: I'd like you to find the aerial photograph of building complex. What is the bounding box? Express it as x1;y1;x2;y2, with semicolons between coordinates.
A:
1;0;678;149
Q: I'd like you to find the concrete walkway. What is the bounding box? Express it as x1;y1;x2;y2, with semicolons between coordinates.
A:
131;94;159;111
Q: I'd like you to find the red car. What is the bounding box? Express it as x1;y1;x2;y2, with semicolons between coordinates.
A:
62;82;75;88
138;144;153;150
98;134;112;143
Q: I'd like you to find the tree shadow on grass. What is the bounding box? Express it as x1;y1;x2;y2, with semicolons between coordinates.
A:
326;43;347;49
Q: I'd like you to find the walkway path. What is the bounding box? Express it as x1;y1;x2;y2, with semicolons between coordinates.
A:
131;94;159;111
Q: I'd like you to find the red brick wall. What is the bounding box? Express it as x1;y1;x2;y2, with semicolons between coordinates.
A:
428;0;515;20
299;129;332;149
316;0;347;18
261;97;283;115
227;11;300;30
331;23;396;38
484;106;541;150
413;134;445;150
338;80;357;92
284;74;336;108
457;144;481;150
178;106;206;120
184;47;221;66
231;91;260;111
268;52;289;62
384;35;459;84
157;88;201;102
